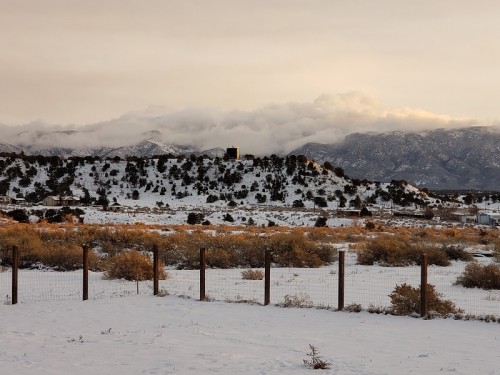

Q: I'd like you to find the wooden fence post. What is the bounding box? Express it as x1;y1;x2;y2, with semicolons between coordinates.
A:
12;245;19;305
200;247;206;301
82;244;89;301
420;253;428;318
153;245;159;296
264;250;271;306
338;250;345;311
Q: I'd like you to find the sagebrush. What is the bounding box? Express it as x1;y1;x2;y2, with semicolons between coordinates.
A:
455;262;500;290
389;283;459;316
105;250;168;281
241;269;264;280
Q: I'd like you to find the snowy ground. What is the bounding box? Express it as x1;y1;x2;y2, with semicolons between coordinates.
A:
1;295;500;375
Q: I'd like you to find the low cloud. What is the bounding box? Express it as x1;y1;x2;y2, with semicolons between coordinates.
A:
0;92;481;154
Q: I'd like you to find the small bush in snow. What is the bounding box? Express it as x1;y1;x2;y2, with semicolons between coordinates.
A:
455;262;500;290
343;303;362;313
281;294;313;308
105;250;167;281
241;269;264;280
442;244;474;262
303;345;331;370
389;283;458;317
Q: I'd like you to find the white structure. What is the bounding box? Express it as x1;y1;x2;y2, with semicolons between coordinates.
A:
477;212;500;226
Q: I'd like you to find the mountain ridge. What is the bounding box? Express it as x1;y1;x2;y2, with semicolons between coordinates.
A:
1;126;499;190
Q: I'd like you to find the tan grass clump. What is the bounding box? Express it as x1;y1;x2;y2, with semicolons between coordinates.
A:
241;269;264;280
105;250;167;281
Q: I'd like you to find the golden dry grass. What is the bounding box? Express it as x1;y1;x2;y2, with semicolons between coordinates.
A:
0;222;497;270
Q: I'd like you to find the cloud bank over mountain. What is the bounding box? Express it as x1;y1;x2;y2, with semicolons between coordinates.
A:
0;93;479;155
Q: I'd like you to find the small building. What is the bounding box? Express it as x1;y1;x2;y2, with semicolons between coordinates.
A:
10;197;25;205
43;196;80;207
0;195;11;204
477;212;500;226
108;202;123;212
226;146;240;160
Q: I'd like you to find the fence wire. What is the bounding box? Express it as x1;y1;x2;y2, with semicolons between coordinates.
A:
2;251;500;318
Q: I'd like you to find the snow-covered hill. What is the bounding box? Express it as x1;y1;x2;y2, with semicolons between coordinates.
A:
0;154;438;218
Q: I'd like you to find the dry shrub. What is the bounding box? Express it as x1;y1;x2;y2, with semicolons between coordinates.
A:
357;235;411;266
442;244;474;262
357;235;451;267
455;262;500;290
344;303;362;313
241;269;264;280
281;294;313;308
105;250;167;281
389;283;458;316
269;230;336;268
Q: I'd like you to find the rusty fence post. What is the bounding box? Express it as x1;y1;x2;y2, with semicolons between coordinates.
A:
338;250;345;311
153;245;159;296
12;245;19;305
264;250;271;306
420;253;428;318
82;245;89;301
200;247;206;301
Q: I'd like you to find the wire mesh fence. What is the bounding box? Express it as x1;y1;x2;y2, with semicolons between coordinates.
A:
1;247;500;319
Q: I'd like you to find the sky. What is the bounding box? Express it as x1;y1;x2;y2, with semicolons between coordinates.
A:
1;1;500;141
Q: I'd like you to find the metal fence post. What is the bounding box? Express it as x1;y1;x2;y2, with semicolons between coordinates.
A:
153;245;159;296
12;245;19;305
420;253;428;318
83;245;89;301
338;250;345;311
264;250;271;305
200;247;206;301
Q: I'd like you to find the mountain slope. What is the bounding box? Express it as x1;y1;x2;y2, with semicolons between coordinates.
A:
291;127;500;190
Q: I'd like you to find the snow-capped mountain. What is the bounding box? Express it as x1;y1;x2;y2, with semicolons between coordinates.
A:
290;127;500;190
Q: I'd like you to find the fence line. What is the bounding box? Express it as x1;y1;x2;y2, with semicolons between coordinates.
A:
1;246;499;318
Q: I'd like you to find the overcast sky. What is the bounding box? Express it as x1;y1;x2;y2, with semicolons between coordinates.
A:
1;0;500;130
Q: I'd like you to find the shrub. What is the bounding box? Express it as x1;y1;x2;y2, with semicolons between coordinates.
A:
344;303;362;313
357;235;412;266
105;250;167;281
314;217;327;227
442;244;474;262
455;262;500;289
389;283;458;316
357;235;451;267
365;221;376;231
241;269;264;280
281;294;313;308
187;212;204;225
269;230;336;268
303;345;330;370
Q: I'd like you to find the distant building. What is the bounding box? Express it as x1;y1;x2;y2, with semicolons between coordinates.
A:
226;146;240;160
108;202;123;212
0;195;11;204
43;196;80;206
477;212;500;226
10;197;25;205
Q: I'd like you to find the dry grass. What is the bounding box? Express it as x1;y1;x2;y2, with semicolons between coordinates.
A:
0;222;497;272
